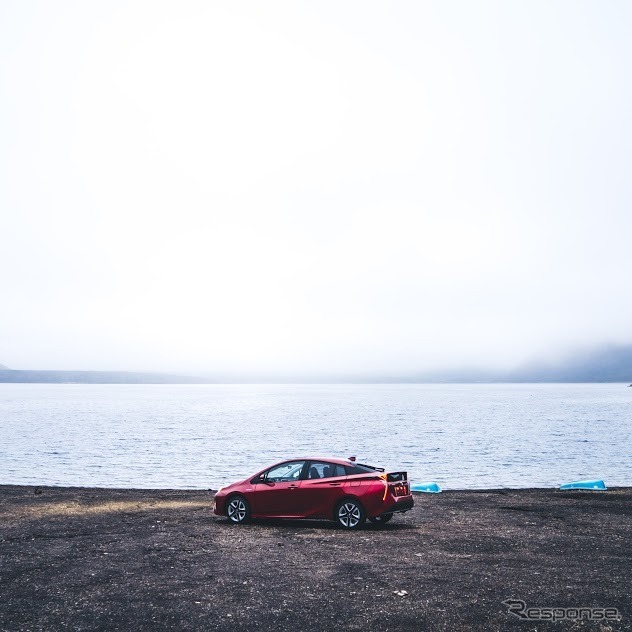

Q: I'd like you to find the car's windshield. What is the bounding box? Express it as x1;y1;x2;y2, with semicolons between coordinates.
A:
265;461;305;482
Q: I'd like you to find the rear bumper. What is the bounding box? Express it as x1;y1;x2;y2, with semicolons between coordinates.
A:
382;495;414;514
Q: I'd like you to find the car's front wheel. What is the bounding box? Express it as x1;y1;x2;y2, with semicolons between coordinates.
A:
335;498;366;530
226;495;250;524
369;513;393;525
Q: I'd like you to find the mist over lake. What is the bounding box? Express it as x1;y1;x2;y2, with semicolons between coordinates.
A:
1;383;629;491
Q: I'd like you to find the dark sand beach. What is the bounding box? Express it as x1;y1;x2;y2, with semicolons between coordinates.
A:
0;485;629;631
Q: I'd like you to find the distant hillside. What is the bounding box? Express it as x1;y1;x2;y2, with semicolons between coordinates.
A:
0;363;9;370
405;345;632;383
329;345;632;383
328;346;631;384
0;370;213;384
505;345;632;383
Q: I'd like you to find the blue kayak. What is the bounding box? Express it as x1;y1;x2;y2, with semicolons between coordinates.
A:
411;482;442;493
559;479;607;491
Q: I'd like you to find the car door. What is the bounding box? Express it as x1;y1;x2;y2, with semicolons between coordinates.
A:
252;461;306;516
298;462;348;518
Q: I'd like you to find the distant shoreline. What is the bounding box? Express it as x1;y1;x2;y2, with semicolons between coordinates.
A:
0;370;630;384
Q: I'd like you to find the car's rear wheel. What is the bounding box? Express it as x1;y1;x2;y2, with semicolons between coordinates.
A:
226;495;250;524
369;513;393;524
335;498;366;530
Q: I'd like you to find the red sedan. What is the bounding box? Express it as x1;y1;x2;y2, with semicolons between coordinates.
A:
213;457;414;529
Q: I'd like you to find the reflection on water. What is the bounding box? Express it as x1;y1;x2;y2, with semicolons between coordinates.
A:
0;383;630;490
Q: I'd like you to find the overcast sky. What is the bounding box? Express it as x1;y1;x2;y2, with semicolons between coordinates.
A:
1;1;631;375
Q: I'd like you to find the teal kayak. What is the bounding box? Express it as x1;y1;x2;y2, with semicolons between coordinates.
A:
559;479;607;491
411;482;442;493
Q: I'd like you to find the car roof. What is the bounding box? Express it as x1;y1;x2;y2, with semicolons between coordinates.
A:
271;457;353;466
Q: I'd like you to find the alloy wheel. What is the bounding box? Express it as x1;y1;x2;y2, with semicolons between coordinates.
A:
227;497;247;523
338;501;362;528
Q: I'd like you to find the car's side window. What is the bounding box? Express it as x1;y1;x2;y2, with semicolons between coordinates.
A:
265;461;306;482
306;462;347;480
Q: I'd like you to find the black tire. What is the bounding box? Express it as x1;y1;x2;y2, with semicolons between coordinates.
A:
226;495;250;524
335;498;366;530
369;513;394;525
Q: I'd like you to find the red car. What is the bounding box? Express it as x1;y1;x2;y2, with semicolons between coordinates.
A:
213;457;413;529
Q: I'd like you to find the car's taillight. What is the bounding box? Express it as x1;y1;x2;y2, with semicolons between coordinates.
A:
379;473;388;500
391;482;409;497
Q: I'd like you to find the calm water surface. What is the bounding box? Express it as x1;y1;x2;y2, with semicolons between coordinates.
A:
0;383;630;490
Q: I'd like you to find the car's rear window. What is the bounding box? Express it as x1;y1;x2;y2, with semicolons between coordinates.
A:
345;464;375;475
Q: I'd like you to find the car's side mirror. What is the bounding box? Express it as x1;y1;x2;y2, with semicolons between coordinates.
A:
255;475;276;485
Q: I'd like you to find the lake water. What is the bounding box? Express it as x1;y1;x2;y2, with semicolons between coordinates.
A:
0;383;630;490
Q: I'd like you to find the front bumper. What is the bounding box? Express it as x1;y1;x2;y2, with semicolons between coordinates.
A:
213;492;225;516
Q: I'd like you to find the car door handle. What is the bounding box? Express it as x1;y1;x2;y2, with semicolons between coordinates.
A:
288;485;299;489
328;482;341;486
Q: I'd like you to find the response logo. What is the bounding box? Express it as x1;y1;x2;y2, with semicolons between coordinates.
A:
503;598;622;622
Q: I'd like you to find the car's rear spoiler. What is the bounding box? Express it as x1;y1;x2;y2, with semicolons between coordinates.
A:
386;471;407;482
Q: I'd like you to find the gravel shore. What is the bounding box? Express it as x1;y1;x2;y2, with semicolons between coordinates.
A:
1;485;630;631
